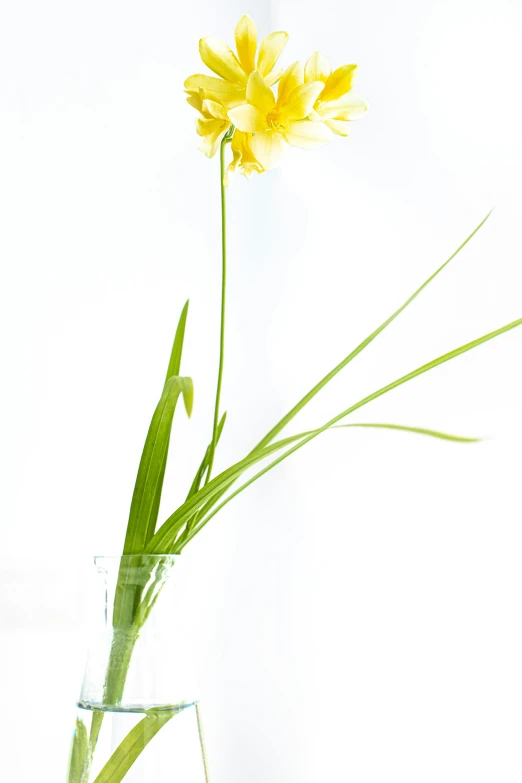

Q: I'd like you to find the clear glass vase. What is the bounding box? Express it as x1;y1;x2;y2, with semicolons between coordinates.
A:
66;555;210;783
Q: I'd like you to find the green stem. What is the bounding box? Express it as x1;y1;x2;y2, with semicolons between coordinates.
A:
205;135;230;484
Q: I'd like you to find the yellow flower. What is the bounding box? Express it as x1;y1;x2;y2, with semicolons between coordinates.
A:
228;65;333;170
184;14;289;158
190;91;231;158
304;52;369;136
226;131;265;181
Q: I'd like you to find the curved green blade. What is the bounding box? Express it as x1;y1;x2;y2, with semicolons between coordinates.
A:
92;709;178;783
166;300;189;384
124;375;193;557
179;316;520;547
254;213;492;451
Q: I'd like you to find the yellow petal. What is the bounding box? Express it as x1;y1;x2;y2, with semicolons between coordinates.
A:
199;37;247;85
250;130;285;170
195;117;230;157
185;74;246;104
228;103;268;133
277;61;304;104
257;31;289;77
325;119;351;136
246;71;276;112
229;129;247;164
202;99;229;120
283;119;333;149
195;116;228;138
266;67;284;86
317;92;369;120
320;64;358;102
282;82;325;121
198;128;229;158
234;14;257;73
186;91;205;113
228;130;265;180
304;51;331;84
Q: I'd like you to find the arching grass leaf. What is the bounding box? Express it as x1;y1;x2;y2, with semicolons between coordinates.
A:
254;213;492;451
123;375;193;558
92;708;178;783
178;316;520;547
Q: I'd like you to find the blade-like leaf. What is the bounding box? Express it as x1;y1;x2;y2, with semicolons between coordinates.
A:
253;213;492;451
67;715;91;783
179;316;521;548
144;430;323;554
124;375;193;556
92;708;178;783
166;216;492;535
333;422;481;442
186;412;227;502
148;300;191;539
144;410;480;555
182;422;480;544
166;300;189;383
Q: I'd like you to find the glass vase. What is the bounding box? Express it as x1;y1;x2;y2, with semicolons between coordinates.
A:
66;555;210;783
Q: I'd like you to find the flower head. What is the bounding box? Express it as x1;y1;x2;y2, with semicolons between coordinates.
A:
184;14;288;157
304;52;369;136
184;17;369;178
228;65;333;170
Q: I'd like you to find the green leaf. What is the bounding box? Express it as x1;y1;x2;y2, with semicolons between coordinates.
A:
92;708;178;783
186;413;227;502
165;300;189;384
145;415;476;555
333;422;481;442
253;213;492;451
184;421;480;542
67;715;91;783
144;430;320;554
124;375;193;556
179;316;521;547
179;412;227;546
174;214;493;531
148;300;191;546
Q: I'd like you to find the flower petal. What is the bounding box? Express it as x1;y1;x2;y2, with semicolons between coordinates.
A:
317;92;369;120
228;130;265;181
283;119;333;149
186;90;205;113
202;99;229;120
257;31;289;77
228;103;268;133
320;64;358;102
325;119;351;136
199;37;247;85
198;129;229;158
246;70;276;112
250;130;285;170
195;118;229;157
185;74;246;104
235;14;257;73
266;67;284;86
277;61;304;104
304;51;331;84
195;116;228;137
283;81;325;121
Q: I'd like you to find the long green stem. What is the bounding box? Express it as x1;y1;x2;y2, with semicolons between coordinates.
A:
206;135;230;484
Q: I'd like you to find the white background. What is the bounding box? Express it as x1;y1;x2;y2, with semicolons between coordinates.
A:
1;0;522;780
